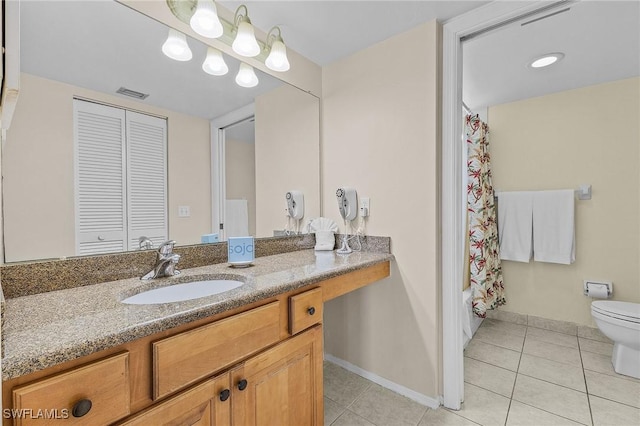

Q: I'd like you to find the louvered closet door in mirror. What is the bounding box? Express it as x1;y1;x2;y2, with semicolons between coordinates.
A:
74;100;128;255
73;100;168;256
126;111;168;251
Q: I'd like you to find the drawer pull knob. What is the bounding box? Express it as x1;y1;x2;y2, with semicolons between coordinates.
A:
72;399;92;418
237;379;248;391
307;307;316;315
219;389;230;401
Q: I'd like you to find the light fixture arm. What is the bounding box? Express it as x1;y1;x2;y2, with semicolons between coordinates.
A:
266;26;284;48
234;4;250;28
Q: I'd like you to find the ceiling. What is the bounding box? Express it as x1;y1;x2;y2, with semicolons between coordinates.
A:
219;0;489;66
463;1;640;110
20;1;640;119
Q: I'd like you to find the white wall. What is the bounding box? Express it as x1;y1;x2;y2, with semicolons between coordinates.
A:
3;73;211;262
489;77;640;326
322;20;442;399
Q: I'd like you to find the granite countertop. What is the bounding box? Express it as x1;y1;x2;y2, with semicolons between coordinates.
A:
2;250;393;380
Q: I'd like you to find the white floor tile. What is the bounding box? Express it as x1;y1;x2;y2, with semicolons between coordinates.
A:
585;370;640;408
581;351;640;383
481;318;528;337
589;395;640;426
526;327;579;349
464;339;522;371
518;353;586;392
506;400;585;425
325;315;638;426
475;326;526;352
523;337;582;366
454;383;511;426
349;384;427;426
420;409;482;426
577;326;612;344
512;374;592;425
325;397;346;426
579;338;614;357
324;362;372;407
464;357;517;397
332;410;376;426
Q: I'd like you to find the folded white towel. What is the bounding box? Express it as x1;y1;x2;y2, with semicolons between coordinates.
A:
497;191;533;262
533;190;575;264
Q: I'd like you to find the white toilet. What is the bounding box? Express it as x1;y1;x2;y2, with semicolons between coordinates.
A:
591;301;640;379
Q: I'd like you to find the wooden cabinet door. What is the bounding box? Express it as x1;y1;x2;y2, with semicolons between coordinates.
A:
231;325;323;426
118;373;231;426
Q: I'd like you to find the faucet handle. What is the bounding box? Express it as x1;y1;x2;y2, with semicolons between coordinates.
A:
139;236;153;250
158;240;176;255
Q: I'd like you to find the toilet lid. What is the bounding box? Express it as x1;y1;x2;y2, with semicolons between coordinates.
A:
592;301;640;322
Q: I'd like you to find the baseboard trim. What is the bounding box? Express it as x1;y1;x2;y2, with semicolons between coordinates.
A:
324;353;441;409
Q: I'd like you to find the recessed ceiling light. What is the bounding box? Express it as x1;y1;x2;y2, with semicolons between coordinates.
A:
529;53;564;68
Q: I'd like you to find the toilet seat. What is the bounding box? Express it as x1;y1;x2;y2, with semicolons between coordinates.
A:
592;301;640;324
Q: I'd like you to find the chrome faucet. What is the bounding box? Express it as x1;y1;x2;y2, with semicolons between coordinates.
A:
141;240;180;280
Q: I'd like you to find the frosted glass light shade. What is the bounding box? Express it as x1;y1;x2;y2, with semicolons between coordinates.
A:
235;63;259;88
190;0;223;39
162;29;192;61
232;20;261;57
265;39;290;72
202;47;229;76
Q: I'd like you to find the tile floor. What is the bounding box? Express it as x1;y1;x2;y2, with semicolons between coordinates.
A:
323;318;640;425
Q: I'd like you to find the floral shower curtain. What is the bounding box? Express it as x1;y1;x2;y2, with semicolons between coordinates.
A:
466;114;505;317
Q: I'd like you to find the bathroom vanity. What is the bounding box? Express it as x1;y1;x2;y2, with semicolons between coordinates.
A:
1;250;391;425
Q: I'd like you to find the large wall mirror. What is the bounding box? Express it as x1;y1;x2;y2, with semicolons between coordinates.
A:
3;0;320;263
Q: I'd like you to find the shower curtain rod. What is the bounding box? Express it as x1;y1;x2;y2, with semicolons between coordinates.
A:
462;101;473;115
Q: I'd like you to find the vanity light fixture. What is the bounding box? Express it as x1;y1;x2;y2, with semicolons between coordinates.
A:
162;29;193;61
235;62;259;88
529;52;564;68
232;5;261;57
189;0;223;39
202;47;229;75
164;0;294;83
265;26;290;72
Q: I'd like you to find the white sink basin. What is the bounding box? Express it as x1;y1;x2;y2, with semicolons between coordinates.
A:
122;280;244;305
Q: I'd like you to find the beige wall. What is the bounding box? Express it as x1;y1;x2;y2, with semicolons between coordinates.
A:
225;138;256;237
489;77;640;326
255;85;320;236
321;21;442;399
3;73;211;262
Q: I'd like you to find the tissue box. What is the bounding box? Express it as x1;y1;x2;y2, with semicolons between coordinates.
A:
201;233;219;244
228;236;254;263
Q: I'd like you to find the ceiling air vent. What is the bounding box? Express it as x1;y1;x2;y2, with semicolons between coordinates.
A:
116;87;149;100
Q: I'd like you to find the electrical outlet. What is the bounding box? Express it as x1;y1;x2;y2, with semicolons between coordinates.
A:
359;197;370;217
178;206;191;217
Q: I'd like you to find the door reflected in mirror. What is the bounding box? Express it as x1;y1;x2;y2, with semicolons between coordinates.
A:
2;0;319;262
224;118;256;238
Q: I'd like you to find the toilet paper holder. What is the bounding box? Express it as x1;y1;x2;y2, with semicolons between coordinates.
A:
583;280;612;298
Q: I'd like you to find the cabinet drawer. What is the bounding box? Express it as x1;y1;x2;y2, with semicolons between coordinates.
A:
12;352;130;426
153;301;281;400
289;288;323;335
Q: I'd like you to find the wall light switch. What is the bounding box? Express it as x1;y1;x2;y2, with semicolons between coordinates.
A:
178;206;191;217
